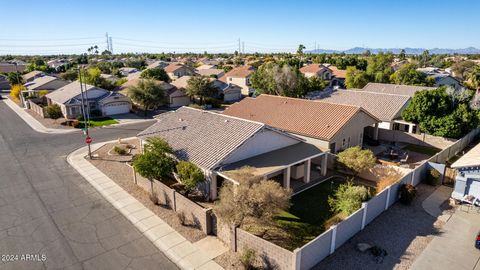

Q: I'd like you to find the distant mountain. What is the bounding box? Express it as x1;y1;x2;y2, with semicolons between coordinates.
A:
306;47;480;55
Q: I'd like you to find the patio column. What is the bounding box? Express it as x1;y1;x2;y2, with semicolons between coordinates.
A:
304;159;311;183
209;171;217;201
322;154;328;176
408;124;414;134
373;123;379;140
283;167;291;189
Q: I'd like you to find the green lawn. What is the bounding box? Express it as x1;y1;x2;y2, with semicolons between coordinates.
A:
275;177;345;250
77;117;119;128
404;144;441;156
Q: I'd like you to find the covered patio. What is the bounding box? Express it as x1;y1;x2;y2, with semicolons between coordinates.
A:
213;142;329;199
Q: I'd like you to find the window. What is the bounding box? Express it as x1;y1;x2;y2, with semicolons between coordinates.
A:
412;125;417;134
347;137;351;147
329;142;336;153
403;124;409;132
342;138;346;148
359;132;363;145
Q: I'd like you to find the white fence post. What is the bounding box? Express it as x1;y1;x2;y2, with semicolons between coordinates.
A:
361;202;368;230
385;186;391;210
293;248;302;270
330;225;337;254
410;170;415;185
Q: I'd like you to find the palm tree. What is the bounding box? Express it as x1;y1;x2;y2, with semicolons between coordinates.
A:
185;76;218;105
128;79;166;116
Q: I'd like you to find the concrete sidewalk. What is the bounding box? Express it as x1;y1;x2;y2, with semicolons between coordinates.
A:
3;98;79;134
67;142;223;270
422;185;454;223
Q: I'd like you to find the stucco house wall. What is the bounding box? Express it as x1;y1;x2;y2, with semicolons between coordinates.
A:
330;111;378;152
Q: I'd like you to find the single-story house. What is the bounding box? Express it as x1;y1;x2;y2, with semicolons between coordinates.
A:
100;74;120;83
0;62;26;73
164;63;196;80
428;74;463;90
147;60;169;70
23;71;45;82
362;82;437;97
223;94;380;153
196;64;217;70
118;78;190;108
137;106;328;200
46;81;132;119
195;68;224;78
219;65;255;96
24;76;69;91
299;64;332;80
319;90;416;133
451;142;480;201
119;67;139;76
329;66;347;88
172;76;241;103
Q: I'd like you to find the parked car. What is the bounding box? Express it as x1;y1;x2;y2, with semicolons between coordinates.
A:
476;231;480;249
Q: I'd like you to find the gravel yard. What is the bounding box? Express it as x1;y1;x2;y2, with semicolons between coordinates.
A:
87;139;207;243
26;109;72;129
313;184;445;270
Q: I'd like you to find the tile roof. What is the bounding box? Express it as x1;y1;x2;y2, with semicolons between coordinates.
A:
329;66;347;79
45;81;105;104
362;83;436;97
195;68;224;77
137;107;270;169
24;75;60;90
299;64;328;74
223;94;378;141
224;65;254;78
451;142;480;168
23;70;44;81
319;90;411;121
164;63;185;73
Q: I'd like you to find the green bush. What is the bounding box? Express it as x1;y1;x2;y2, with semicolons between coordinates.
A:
399;184;417;205
427;169;441;186
113;146;127;155
90;109;102;117
240;248;256;270
46;104;63;120
176;161;204;194
328;181;370;216
71;120;81;128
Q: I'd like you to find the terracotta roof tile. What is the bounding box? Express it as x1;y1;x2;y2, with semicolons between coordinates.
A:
299;64;328;74
224;65;254;78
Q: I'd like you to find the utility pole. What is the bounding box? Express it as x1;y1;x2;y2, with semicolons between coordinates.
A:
105;32;110;52
78;67;92;159
238;38;241;54
109;37;113;53
242;42;245;54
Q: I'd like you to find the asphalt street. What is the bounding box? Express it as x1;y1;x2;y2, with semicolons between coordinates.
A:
0;100;178;270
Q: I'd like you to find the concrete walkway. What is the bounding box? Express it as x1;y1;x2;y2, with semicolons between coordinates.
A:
67;142;223;270
3;98;79;134
422;185;454;223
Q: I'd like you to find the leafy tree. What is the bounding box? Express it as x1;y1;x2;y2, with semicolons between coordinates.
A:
297;44;306;55
250;63;308;97
186;76;218;105
399;49;406;60
467;65;480;90
141;67;170;82
176;161;204;195
337;146;376;177
308;76;329;91
366;52;394;83
128;79;167;116
451;60;476;80
328;181;369;216
390;63;430;85
345;66;369;89
7;72;23;85
402;88;451;124
214;167;291;233
133;137;175;195
46;104;63;120
125;59;146;70
9;84;24;101
60;69;78;81
471;92;480;111
143;137;174;155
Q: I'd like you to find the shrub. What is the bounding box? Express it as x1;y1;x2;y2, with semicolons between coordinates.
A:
177;211;186;226
427;169;441;186
337;146;377;176
240;248;256;270
176;161;204;195
46;104;63;120
10;84;24;101
113;146;127;155
328;181;370;216
38;90;49;97
71;120;81;128
399;184;417;205
90;109;102;117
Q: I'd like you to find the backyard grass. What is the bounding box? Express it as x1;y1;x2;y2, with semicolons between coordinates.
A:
275;177;346;250
404;144;441;156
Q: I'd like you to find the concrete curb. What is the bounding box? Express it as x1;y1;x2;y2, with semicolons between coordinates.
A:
67;142;223;270
2;98;79;134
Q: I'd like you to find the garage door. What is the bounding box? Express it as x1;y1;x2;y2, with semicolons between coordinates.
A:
467;179;480;198
171;96;190;107
103;102;130;116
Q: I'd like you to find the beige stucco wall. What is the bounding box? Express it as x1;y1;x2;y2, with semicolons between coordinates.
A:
226;76;252;95
330;111;378;152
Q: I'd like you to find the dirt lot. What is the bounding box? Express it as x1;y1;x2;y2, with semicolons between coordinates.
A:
87;139;206;243
313;184;445;270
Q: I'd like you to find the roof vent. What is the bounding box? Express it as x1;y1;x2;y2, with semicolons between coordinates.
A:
179;118;183;121
224;119;229;123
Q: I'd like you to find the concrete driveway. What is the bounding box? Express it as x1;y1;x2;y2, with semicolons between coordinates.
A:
411;209;480;270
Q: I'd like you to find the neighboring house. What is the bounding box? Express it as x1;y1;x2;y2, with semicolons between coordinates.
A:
137;106;328;200
451;142;480;201
164;63;196;80
195;68;224;78
429;74;463;90
119;67;139;76
219;65;255;96
362;82;436;97
223;94;380;153
100;74;120;83
172;76;241;103
45;81;131;119
0;62;26;73
329;66;347;88
146;60;169;69
319;90;416;133
24;76;69;91
299;64;332;80
0;75;10;90
47;59;69;71
120;78;190;108
196;64;217;70
23;71;45;82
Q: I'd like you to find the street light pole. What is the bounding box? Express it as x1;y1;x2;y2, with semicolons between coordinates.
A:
78;67;92;159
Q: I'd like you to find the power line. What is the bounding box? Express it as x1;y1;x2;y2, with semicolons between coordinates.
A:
114;42;237;50
0;36;103;41
113;37;235;45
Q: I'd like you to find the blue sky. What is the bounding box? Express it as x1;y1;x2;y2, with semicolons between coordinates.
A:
1;0;479;54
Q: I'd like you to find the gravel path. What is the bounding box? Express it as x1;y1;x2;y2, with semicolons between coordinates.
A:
88;139;206;243
313;184;445;270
